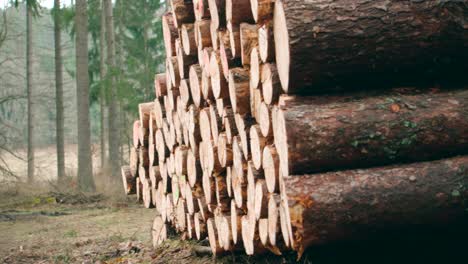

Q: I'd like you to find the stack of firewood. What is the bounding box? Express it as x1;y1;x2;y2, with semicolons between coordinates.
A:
121;0;468;258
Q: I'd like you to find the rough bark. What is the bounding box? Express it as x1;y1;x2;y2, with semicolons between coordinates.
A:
26;4;34;183
54;0;65;180
171;0;195;29
104;0;120;179
226;0;254;24
281;156;468;256
274;0;468;93
275;89;468;177
76;0;95;191
251;0;274;23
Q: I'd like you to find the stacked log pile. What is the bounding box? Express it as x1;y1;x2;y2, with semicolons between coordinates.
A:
121;0;468;258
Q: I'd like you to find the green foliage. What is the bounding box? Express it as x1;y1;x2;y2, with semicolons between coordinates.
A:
11;0;41;16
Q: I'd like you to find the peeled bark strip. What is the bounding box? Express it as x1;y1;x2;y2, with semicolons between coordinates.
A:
274;0;468;93
170;0;195;29
207;0;226;30
240;23;258;66
251;0;274;23
121;166;136;195
155;73;168;98
281;156;468;255
261;63;281;105
226;0;254;24
275;90;468;177
228;67;250;115
162;12;178;58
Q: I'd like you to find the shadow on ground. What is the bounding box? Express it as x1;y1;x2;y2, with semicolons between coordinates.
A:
0;187;466;264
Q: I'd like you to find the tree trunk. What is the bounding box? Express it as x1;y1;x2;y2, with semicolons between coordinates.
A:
274;0;468;93
76;0;95;191
54;0;65;181
274;89;468;178
99;0;108;169
26;4;34;183
104;0;120;179
280;156;468;256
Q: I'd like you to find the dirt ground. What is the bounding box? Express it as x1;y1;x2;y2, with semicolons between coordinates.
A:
0;184;467;264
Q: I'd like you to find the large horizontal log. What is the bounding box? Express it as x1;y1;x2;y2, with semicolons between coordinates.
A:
274;89;468;177
280;156;468;256
274;0;468;93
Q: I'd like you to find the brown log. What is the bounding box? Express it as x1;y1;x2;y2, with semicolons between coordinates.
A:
121;166;136;195
154;73;168;98
138;146;150;169
226;0;254;24
209;51;230;99
249;47;260;90
189;64;204;107
129;146;139;176
228;67;250;115
138;102;153;146
274;0;468;93
258;22;274;63
162;12;178;58
149;166;161;190
262;145;279;193
215;175;229;204
217;29;230;52
280;156;468;256
194;0;210;21
261;63;280;105
195;19;212;49
251;88;263;121
251;0;274;23
274;90;468;177
227;22;241;59
132;120;141;148
239;23;258;66
207;0;226;30
170;0;195;29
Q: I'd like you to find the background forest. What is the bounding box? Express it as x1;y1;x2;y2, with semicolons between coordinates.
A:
0;0;165;188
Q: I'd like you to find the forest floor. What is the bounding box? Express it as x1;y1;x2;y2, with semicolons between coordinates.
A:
0;185;466;264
